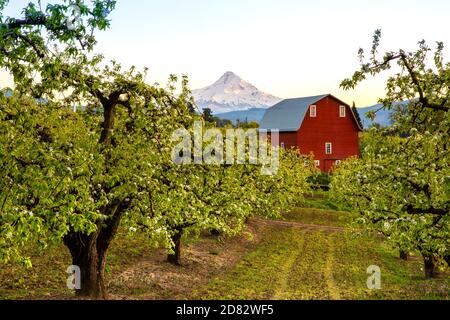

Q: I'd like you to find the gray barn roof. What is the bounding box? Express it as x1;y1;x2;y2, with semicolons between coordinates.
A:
259;94;363;132
260;94;329;132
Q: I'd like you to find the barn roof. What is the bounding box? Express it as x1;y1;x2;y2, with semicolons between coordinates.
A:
260;94;328;132
259;94;363;132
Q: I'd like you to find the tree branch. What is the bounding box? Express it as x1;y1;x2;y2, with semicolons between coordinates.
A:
4;16;47;29
405;205;448;216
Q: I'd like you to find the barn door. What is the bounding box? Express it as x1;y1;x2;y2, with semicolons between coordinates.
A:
324;159;335;173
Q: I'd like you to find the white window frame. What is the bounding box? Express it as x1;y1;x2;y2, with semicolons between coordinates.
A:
314;160;320;167
325;142;332;155
310;105;317;117
339;105;346;118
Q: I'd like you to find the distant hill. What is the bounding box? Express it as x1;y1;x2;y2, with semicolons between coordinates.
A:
357;101;411;128
215;108;267;125
357;104;393;128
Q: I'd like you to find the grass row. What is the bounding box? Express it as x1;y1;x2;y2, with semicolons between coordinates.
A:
191;208;449;300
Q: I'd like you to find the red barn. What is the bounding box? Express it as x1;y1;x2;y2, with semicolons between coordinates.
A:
260;94;362;172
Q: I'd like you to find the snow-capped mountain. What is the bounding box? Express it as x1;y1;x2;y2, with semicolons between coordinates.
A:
192;71;282;113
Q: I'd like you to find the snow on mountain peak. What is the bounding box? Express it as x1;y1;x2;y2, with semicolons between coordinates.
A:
216;71;238;82
193;72;281;113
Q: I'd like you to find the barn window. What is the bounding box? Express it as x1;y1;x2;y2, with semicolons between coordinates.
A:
314;160;320;167
280;142;285;149
339;105;346;117
335;160;341;165
325;142;332;155
310;105;317;117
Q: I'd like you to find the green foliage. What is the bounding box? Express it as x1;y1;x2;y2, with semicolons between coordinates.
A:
0;71;196;264
0;94;101;265
126;139;315;254
331;131;449;262
0;1;315;278
307;172;331;187
302;197;350;212
215;118;233;128
332;31;450;272
236;120;259;129
0;0;115;95
201;108;234;128
202;108;214;122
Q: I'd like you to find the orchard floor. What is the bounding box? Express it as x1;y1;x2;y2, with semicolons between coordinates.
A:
1;205;449;300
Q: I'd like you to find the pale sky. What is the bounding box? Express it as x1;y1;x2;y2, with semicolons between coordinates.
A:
1;0;450;106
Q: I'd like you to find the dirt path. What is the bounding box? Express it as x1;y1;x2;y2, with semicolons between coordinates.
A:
108;222;265;299
107;217;346;300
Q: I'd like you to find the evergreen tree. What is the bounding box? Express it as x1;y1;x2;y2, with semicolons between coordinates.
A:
202;108;214;123
352;101;364;129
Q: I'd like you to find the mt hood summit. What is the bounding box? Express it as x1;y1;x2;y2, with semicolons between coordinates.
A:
192;71;281;113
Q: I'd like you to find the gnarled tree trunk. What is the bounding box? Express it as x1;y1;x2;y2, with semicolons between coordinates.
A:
422;253;438;279
64;231;108;299
167;230;183;266
64;202;125;299
399;250;409;261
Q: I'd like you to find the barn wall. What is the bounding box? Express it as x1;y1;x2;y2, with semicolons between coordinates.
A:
279;132;298;150
296;96;360;172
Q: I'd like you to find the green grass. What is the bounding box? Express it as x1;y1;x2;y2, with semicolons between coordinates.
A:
1;198;448;300
283;207;352;227
302;191;352;212
0;244;71;299
0;231;156;300
191;208;449;300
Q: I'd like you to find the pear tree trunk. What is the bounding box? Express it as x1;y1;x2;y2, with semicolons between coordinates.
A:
399;250;409;261
422;254;438;279
63;203;125;299
64;232;108;299
167;231;183;266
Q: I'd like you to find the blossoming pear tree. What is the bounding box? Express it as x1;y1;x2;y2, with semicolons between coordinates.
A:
127;121;316;266
331;30;449;278
0;0;194;298
0;1;316;298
